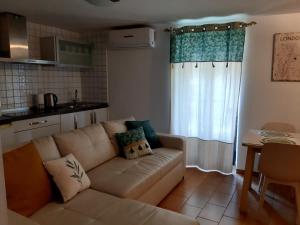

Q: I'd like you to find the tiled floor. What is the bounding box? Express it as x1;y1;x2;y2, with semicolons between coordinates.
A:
158;168;297;225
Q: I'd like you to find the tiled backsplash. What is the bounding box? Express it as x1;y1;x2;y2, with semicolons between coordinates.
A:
0;63;82;109
0;22;108;110
81;31;108;102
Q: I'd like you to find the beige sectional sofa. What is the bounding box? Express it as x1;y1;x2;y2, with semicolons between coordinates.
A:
15;122;199;225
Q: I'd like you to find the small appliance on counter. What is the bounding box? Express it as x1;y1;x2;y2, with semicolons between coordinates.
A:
32;93;45;109
44;93;58;108
37;93;44;109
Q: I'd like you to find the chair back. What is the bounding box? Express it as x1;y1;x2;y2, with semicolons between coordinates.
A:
259;143;300;182
261;122;296;133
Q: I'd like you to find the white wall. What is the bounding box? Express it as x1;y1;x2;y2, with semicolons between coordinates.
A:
237;12;300;169
107;26;171;132
106;13;300;169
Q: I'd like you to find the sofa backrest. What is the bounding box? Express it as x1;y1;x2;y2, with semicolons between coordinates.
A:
33;136;61;162
3;136;61;164
53;124;116;171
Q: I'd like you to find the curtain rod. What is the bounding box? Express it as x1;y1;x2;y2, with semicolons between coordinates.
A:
165;21;257;33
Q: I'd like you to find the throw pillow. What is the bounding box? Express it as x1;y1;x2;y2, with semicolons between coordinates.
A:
3;142;53;217
102;116;135;154
125;120;162;149
115;127;153;160
44;154;91;202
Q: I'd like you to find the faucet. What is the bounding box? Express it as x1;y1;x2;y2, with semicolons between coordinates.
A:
73;89;78;106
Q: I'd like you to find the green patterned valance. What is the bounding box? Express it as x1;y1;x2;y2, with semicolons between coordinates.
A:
170;22;246;63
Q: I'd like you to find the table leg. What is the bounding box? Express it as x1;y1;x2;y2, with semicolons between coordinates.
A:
240;146;255;212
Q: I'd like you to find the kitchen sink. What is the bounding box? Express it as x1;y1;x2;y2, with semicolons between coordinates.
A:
66;102;99;109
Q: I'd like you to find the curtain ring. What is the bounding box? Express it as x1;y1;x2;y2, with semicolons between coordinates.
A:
195;62;198;68
212;62;215;68
226;62;229;68
182;63;184;68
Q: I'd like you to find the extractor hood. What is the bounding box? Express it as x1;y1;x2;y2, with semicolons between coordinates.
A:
0;12;29;59
0;12;56;65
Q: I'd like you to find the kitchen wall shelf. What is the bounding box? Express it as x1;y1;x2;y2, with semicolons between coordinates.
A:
40;36;92;68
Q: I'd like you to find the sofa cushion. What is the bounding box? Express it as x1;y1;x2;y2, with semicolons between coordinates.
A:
87;148;183;199
125;120;162;149
115;127;152;159
3;142;53;217
31;189;198;225
53;124;116;171
102;116;135;154
44;154;91;202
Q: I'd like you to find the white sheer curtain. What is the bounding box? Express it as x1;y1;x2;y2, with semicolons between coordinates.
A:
171;62;242;173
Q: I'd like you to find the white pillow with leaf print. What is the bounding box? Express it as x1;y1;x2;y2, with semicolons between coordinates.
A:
44;154;91;202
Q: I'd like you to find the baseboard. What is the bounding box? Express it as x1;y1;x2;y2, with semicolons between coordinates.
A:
236;169;260;177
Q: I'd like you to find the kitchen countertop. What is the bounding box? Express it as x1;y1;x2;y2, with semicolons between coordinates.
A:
0;102;108;125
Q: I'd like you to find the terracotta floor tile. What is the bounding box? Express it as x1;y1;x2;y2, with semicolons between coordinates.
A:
158;195;186;212
209;192;232;207
202;176;223;186
179;203;202;218
160;168;297;225
231;191;240;203
224;202;246;220
222;175;239;185
194;183;217;196
219;216;247;225
170;182;197;198
186;190;211;208
196;217;219;225
215;183;237;195
199;203;226;222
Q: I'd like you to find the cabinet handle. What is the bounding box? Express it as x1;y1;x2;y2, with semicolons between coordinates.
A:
94;112;97;124
74;115;78;129
90;112;94;124
29;120;48;126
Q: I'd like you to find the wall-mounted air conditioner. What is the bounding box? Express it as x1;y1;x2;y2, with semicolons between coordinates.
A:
108;27;155;49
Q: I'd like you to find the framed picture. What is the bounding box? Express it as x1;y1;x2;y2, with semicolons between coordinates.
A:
272;32;300;81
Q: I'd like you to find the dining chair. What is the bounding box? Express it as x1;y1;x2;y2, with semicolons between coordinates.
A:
259;143;300;224
258;122;296;192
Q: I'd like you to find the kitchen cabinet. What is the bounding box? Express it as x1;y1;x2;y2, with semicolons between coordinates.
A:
60;111;91;132
92;108;108;124
60;108;108;132
75;111;93;129
0;124;16;151
60;113;76;133
0;115;60;151
40;36;92;67
0;108;108;151
13;115;60;146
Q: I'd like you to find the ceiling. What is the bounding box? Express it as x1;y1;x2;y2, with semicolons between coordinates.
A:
1;0;300;31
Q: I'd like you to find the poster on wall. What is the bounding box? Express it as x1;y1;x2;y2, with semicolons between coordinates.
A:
272;32;300;81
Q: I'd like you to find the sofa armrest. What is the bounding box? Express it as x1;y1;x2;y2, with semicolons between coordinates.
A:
157;133;186;151
157;133;186;168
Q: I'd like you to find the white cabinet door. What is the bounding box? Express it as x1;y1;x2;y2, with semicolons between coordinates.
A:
75;110;92;129
0;124;16;151
12;115;60;146
60;113;75;132
14;124;60;145
93;108;108;123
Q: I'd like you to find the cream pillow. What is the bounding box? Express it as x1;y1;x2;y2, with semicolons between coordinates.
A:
102;116;135;154
44;154;91;202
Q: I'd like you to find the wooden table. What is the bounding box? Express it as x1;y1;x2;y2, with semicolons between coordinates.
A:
240;129;300;212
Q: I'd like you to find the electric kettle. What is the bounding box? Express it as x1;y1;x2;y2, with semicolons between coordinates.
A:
44;93;58;108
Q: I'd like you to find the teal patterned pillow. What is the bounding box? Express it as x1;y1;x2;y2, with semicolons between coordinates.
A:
115;127;152;160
